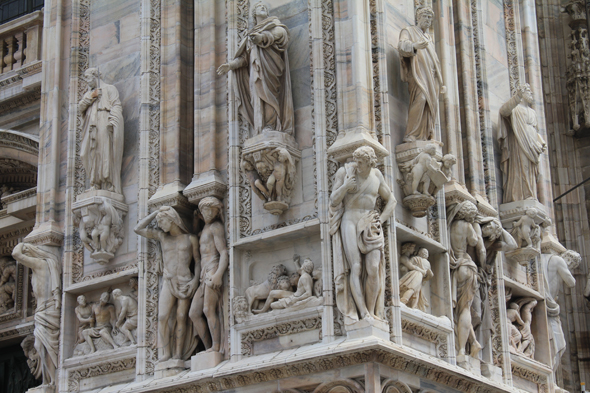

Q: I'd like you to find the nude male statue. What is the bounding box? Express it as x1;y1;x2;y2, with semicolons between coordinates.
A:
330;146;396;322
112;289;138;345
189;197;228;353
82;292;119;353
75;295;94;345
134;206;200;361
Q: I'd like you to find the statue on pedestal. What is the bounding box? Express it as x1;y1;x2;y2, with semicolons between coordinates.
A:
541;250;581;370
398;6;445;142
217;2;293;136
134;206;200;362
12;243;61;387
330;146;396;322
499;84;547;203
79;68;124;193
189;197;228;354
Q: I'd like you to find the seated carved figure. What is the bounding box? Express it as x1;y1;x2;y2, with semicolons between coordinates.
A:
270;258;315;311
399;248;433;311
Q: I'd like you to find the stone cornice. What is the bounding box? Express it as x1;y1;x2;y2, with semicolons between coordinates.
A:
113;338;528;393
0;129;39;155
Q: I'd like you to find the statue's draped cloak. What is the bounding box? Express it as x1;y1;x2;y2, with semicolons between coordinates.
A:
80;83;125;193
499;96;545;202
399;26;442;141
232;16;294;135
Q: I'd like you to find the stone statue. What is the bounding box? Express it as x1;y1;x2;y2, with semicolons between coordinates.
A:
541;250;581;369
499;83;547;203
241;158;269;201
510;207;544;250
266;148;296;203
516;298;537;358
79;68;125;193
134;206;199;361
76;198;125;263
0;256;17;313
399;242;417;279
397;144;455;217
112;289;138;345
217;2;294;135
232;296;249;324
398;6;445;142
446;201;484;358
189;197;229;354
82;292;119;353
12;243;61;386
21;335;41;381
330;146;396;322
506;301;524;353
75;295;94;345
245;264;288;313
399;248;433;312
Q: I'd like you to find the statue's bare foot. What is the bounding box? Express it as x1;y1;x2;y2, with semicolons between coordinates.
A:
470;341;482;357
158;355;171;363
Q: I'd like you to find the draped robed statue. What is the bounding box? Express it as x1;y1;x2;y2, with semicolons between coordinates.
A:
217;2;294;136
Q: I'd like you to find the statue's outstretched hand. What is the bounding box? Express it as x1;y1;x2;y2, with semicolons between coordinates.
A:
217;64;231;75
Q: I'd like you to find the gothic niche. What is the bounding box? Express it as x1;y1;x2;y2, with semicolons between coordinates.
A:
0;256;17;313
74;67;127;265
218;3;300;216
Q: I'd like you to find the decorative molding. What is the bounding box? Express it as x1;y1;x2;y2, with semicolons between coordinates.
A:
0;87;41;116
250;214;318;236
1;187;36;206
0;61;42;90
401;319;448;359
143;348;524;393
0;130;39;156
503;0;520;94
67;357;136;392
511;363;548;388
241;316;322;356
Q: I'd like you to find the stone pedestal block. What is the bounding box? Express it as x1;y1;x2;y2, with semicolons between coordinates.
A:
27;385;54;393
444;181;476;207
499;200;549;226
481;362;503;383
154;359;187;379
184;170;227;205
191;351;223;372
327;126;388;163
395;140;444;164
345;318;389;340
456;354;481;376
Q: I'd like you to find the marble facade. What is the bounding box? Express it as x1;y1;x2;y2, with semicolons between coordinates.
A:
0;0;589;392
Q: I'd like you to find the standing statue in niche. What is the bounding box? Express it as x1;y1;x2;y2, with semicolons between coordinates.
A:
398;6;445;142
399;248;433;312
12;243;61;387
79;68;124;193
499;83;547;203
541;249;581;370
506;301;524;353
134;206;200;362
330;146;396;322
189;197;228;354
516;298;537;358
217;2;294;135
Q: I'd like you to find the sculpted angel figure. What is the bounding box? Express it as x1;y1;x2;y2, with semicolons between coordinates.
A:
217;2;294;135
135;206;200;361
79;68;124;193
499;83;547;202
12;243;61;386
398;6;445;142
330;146;396;322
